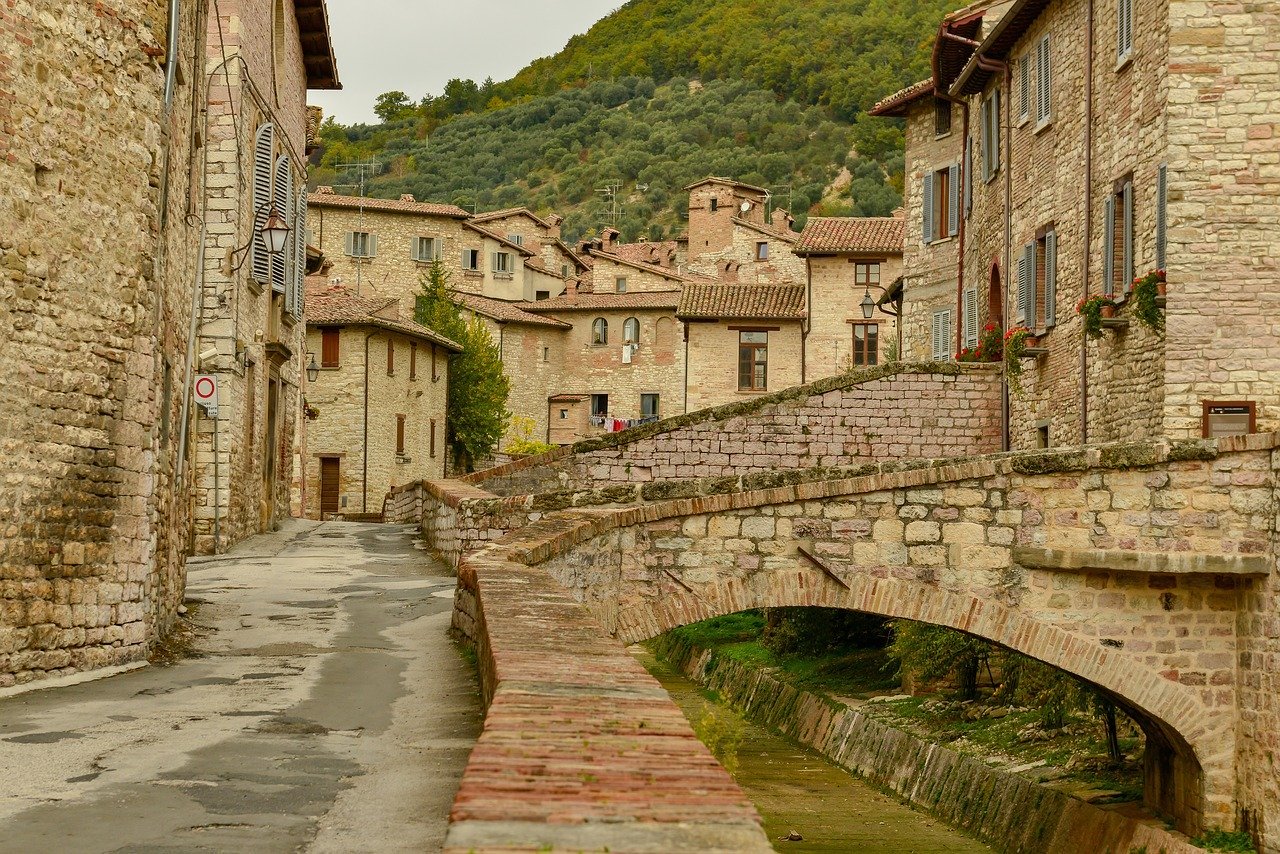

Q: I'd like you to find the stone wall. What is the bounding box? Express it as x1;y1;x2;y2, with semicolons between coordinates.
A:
805;253;903;376
0;0;203;684
473;363;1003;497
656;639;1201;854
685;319;806;411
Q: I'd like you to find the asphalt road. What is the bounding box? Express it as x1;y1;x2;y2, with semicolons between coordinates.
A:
0;520;481;853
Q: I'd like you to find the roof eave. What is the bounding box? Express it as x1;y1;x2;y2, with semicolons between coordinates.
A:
294;0;341;90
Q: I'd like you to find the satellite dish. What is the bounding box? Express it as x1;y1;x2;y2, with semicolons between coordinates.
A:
740;201;752;213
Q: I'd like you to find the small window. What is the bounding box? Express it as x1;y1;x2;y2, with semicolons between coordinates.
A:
934;97;952;136
1202;402;1255;438
386;339;394;376
1035;35;1052;127
535;290;550;301
1104;177;1134;296
923;164;959;244
591;317;608;345
396;414;406;456
615;276;628;293
559;409;568;419
346;231;374;258
591;394;609;416
412;236;439;262
710;197;719;212
561;264;570;277
755;241;769;261
507;233;524;246
431;344;439;382
1037;424;1051;449
855;263;880;289
1117;0;1134;62
429;418;436;458
462;249;480;270
623;317;640;344
542;346;550;362
738;331;768;392
931;309;953;361
852;323;879;366
321;328;340;367
641;393;660;418
410;342;417;380
492;251;511;274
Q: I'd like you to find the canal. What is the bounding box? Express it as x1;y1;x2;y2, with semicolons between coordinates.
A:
635;648;994;853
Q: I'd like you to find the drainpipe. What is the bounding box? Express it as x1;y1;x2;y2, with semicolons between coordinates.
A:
1081;0;1095;444
682;322;689;415
362;329;376;512
802;257;811;382
942;91;970;355
976;54;1012;451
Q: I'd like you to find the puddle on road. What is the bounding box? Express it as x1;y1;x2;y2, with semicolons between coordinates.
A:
636;649;993;854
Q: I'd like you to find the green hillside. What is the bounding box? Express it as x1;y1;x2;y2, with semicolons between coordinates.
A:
312;0;954;243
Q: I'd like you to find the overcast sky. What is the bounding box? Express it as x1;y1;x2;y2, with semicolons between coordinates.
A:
309;0;624;125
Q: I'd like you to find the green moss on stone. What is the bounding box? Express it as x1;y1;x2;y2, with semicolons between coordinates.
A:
1167;439;1219;462
1011;449;1090;475
641;480;700;501
1098;442;1163;469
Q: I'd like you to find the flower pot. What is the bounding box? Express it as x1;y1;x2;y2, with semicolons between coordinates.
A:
1100;304;1116;318
1156;281;1167;296
1024;334;1039;348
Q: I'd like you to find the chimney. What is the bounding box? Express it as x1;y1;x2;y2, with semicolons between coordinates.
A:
400;194;416;203
892;206;906;219
602;227;620;248
771;208;795;232
546;213;563;239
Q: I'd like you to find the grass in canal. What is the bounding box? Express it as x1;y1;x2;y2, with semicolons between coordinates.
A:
661;611;1146;804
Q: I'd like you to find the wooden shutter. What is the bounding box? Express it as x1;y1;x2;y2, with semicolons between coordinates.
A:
1156;164;1167;270
1024;242;1037;325
321;328;339;366
251;124;274;284
980;99;991;180
1103;195;1116;296
1019;54;1031;119
271;155;290;294
430;419;436;458
291;188;306;320
1016;250;1028;322
1036;36;1052;125
948;163;960;236
387;339;394;375
964;136;973;217
963;287;979;348
922;171;935;244
1122;180;1134;293
1045;231;1058;327
396;414;405;456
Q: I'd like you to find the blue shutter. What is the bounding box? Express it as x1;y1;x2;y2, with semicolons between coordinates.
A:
922;171;935;244
271;155;290;294
1045;231;1057;327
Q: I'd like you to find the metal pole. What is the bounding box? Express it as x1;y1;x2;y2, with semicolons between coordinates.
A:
213;408;221;553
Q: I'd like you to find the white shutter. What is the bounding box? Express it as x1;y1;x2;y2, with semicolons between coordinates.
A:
948;163;960;237
368;233;378;258
963;287;979;348
270;155;290;294
1016;250;1029;323
1024;242;1037;326
1118;0;1133;59
1045;231;1057;327
292;188;306;320
1156;164;1167;270
251;124;274;285
345;232;355;257
1122;180;1134;293
931;311;944;360
922;171;935;244
411;237;421;261
491;251;499;271
1103;195;1116;296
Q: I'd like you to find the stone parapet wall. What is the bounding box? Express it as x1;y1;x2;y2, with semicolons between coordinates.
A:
468;362;1003;497
656;638;1201;854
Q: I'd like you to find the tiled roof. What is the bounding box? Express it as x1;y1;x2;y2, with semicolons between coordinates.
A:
452;291;572;329
868;78;935;117
294;0;340;90
588;249;690;282
522;290;682;312
304;279;462;351
683;176;770;194
793;217;905;255
732;217;797;243
677;283;807;320
470;208;553;230
609;240;680;268
464;222;536;256
306;191;471;219
953;0;1055;96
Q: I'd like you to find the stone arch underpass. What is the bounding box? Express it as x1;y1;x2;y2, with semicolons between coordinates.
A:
446;434;1280;853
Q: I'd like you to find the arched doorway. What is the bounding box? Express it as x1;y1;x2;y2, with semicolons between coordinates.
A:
988;262;1003;330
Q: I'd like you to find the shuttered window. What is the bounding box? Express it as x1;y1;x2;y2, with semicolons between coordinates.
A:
1103;195;1116;296
1017;245;1030;323
1156;164;1168;270
1117;0;1134;61
1035;35;1052;127
492;251;511;273
1018;54;1031;122
386;339;394;376
345;231;375;258
396;415;405;456
412;236;439;262
270;154;291;294
948;163;960;237
1044;230;1058;327
962;287;979;349
462;249;479;270
410;342;417;380
1121;180;1134;294
1024;242;1037;326
922;171;935;244
321;328;339;367
923;166;958;244
430;418;436;458
250;124;275;285
931;310;953;361
981;89;1001;181
290;188;306;320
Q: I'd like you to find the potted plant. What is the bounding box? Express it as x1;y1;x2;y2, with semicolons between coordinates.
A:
1130;269;1166;334
1076;294;1116;339
1003;326;1033;395
957;322;1004;363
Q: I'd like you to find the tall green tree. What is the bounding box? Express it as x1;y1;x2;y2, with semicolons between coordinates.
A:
373;90;414;122
414;262;510;471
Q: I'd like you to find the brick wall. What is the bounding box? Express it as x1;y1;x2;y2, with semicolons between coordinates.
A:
0;0;202;684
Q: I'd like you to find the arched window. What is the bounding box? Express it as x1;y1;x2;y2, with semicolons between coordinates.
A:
622;317;640;344
591;318;608;345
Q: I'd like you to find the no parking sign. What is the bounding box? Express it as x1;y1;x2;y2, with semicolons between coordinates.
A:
194;374;218;416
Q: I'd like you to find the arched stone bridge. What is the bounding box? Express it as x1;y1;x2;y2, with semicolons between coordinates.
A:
443;433;1280;853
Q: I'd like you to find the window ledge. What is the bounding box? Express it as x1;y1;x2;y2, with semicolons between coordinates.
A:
1016;115;1030;129
736;389;769;395
493;272;514;280
1034;118;1053;135
1116;52;1134;73
934;130;953;141
925;236;955;247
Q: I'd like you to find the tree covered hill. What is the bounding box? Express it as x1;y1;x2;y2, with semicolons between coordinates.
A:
312;0;956;243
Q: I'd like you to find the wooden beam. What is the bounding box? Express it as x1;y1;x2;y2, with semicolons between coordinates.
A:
797;546;851;589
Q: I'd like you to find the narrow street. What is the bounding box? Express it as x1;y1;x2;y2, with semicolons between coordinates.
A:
0;521;480;853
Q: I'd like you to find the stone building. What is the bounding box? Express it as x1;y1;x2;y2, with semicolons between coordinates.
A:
302;281;458;518
0;0;336;684
192;0;339;553
682;178;804;284
877;0;1280;451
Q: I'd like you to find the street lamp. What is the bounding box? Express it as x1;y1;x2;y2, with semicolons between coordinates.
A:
860;289;876;319
261;208;291;254
306;353;320;383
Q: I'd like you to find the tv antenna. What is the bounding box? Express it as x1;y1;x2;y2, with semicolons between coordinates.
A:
595;180;624;228
331;161;383;292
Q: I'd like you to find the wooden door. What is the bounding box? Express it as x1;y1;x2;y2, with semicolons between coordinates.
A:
320;457;340;518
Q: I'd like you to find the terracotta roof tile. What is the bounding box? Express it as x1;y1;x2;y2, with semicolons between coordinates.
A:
470;208;553;230
452;292;572;329
868;78;935;117
609;240;680;268
307;191;471;219
677;283;807;320
304;279;462;351
587;249;690;282
794;217;905;255
732;217;797;243
522;290;682;313
464;222;536;256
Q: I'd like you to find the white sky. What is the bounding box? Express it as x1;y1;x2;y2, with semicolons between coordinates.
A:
309;0;625;125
